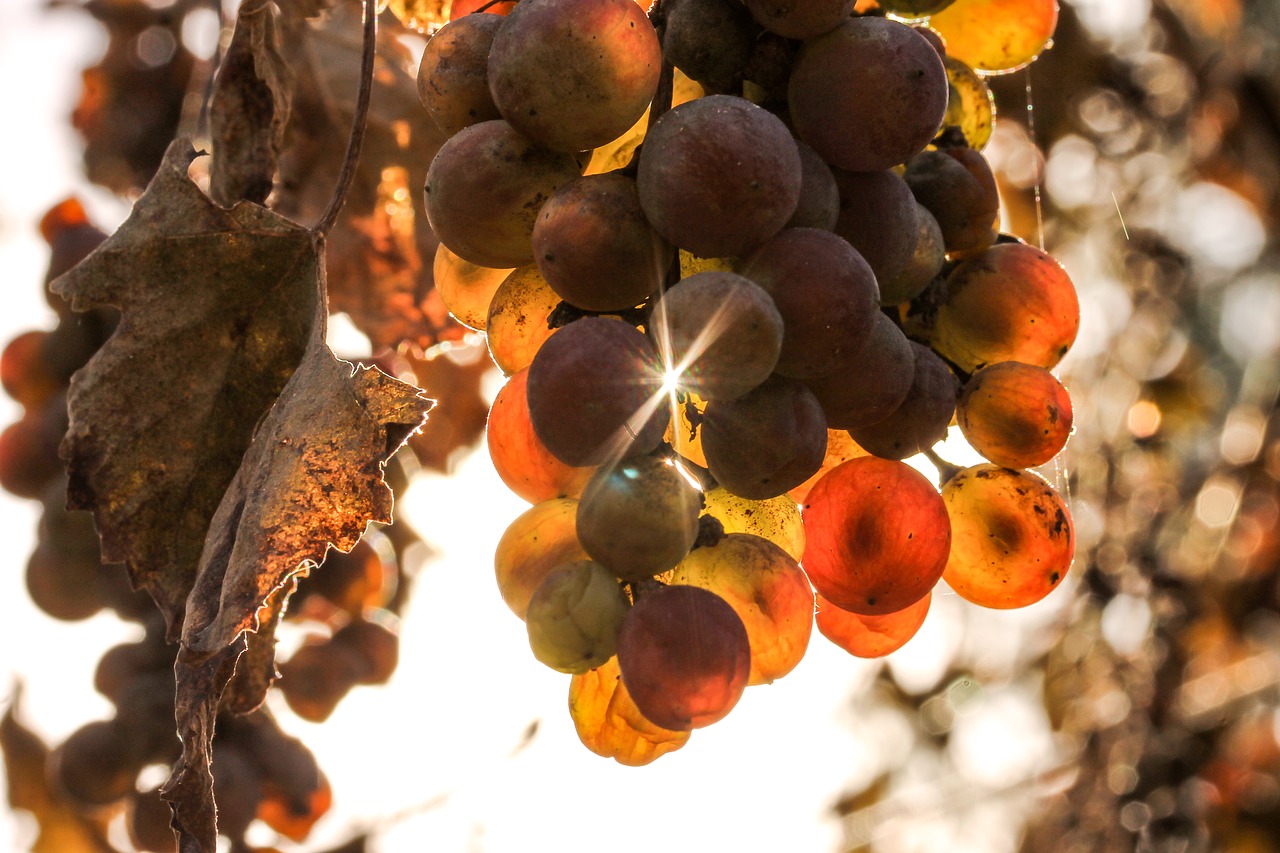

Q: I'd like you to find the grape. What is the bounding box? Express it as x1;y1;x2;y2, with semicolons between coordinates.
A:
526;317;669;467
789;430;869;502
701;376;828;500
702;486;805;562
802;456;951;614
41;198;107;317
0;393;68;499
815;591;931;658
433;242;512;332
495;497;591;618
941;464;1073;608
876;0;956;16
786;141;840;232
584;69;704;177
957;361;1073;469
928;0;1058;74
210;746;263;842
738;228;880;380
637;94;802;258
831;168;920;286
423;119;582;269
257;776;332;844
741;31;795;107
879;203;946;305
526;561;630;673
487;0;661;152
804;311;915;430
1;330;60;409
450;0;516;16
903;146;999;254
569;656;690;765
129;787;178;853
278;639;366;722
485;265;562;375
52;718;145;806
930;242;1080;373
943;56;995;150
848;342;959;460
617;584;751;731
25;543;103;621
671;533;813;684
651;270;784;400
417;14;504;136
531;173;671;312
789;17;947;172
663;0;758;94
664;390;707;467
330;618;400;685
745;0;854;40
577;454;703;581
488;368;595;503
292;539;389;616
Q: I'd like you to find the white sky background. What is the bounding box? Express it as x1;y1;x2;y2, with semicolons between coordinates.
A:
0;2;1085;851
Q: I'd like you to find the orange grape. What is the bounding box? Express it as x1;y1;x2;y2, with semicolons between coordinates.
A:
494;498;590;618
941;464;1074;608
433;243;512;332
485;265;562;375
816;591;931;658
789;430;869;503
956;361;1073;468
569;657;690;766
928;0;1058;74
487;368;594;503
701;487;805;562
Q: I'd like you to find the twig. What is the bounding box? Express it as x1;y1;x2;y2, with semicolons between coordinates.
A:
312;0;378;237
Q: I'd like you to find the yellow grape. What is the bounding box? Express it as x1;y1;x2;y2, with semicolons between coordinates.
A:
494;498;590;619
433;242;512;332
485;265;562;375
929;0;1058;74
941;465;1074;608
815;592;931;658
943;56;995;150
701;486;805;562
585;69;704;176
569;657;690;766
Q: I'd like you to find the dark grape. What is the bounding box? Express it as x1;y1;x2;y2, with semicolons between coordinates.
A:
417;14;504;136
331;618;400;685
487;368;595;503
786;141;840;232
52;718;146;806
804;311;915;430
879;203;946;306
831;168;919;286
903;147;1000;255
848;342;959;460
662;0;758;94
744;0;854;39
1;331;60;409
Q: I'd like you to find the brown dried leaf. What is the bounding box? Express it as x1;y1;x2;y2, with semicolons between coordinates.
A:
220;576;298;716
210;0;295;206
52;140;317;638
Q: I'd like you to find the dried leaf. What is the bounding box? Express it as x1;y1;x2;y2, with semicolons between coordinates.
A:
210;0;295;206
220;576;298;716
52;140;317;638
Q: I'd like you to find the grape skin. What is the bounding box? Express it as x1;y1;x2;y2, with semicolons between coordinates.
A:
816;591;931;658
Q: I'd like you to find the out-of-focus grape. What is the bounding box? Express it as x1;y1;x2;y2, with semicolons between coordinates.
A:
928;0;1058;73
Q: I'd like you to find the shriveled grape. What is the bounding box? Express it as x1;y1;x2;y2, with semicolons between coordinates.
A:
526;561;630;673
569;656;690;765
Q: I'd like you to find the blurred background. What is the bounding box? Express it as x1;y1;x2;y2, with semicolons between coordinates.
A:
2;0;1279;851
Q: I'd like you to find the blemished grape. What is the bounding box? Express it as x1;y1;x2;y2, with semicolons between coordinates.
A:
488;368;595;503
702;486;806;562
532;173;671;312
701;376;828;500
526;561;630;673
671;533;814;684
433;243;512;332
569;656;690;765
928;0;1058;74
787;141;841;232
416;14;504;136
805;311;915;430
957;361;1073;468
832;168;920;287
930;242;1080;373
651;270;784;401
903;146;1000;255
495;497;591;618
789;430;869;502
848;341;959;460
941;465;1073;608
789;17;948;172
943;56;995;150
816;591;931;658
802;456;951;614
879;203;946;306
738;228;880;380
617;584;751;731
577;454;703;581
423;119;582;269
485;265;563;375
745;0;854;40
663;0;759;94
487;0;661;152
526;317;669;467
637;94;802;258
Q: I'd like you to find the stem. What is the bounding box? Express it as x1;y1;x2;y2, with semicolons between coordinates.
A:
312;0;378;237
924;447;962;486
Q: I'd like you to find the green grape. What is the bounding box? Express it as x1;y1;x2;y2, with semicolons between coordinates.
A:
526;561;630;673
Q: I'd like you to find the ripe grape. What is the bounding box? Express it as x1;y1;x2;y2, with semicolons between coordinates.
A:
526;561;630;673
671;533;814;684
957;361;1073;468
931;242;1080;373
831;168;920;287
651;270;784;400
941;465;1073;608
330;618;400;685
0;394;68;499
802;456;951;614
25;543;104;621
577;454;703;581
928;0;1058;74
815;591;931;658
487;0;661;152
702;486;805;562
487;368;595;503
532;173;671;312
805;312;915;430
416;13;504;136
663;0;758;94
494;497;590;618
423;119;582;269
617;584;751;731
903;147;1000;254
744;0;854;40
789;430;869;502
433;242;512;332
1;331;60;409
52;718;145;806
943;56;995;150
789;17;948;172
787;141;841;232
701;376;828;500
879;203;946;306
847;341;959;460
278;638;367;722
485;265;563;375
738;228;880;380
569;656;690;765
637;94;802;258
526;317;669;467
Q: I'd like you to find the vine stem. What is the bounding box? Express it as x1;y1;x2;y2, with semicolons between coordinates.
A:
312;0;378;238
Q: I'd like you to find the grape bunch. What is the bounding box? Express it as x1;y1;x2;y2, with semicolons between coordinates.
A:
417;0;1074;764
